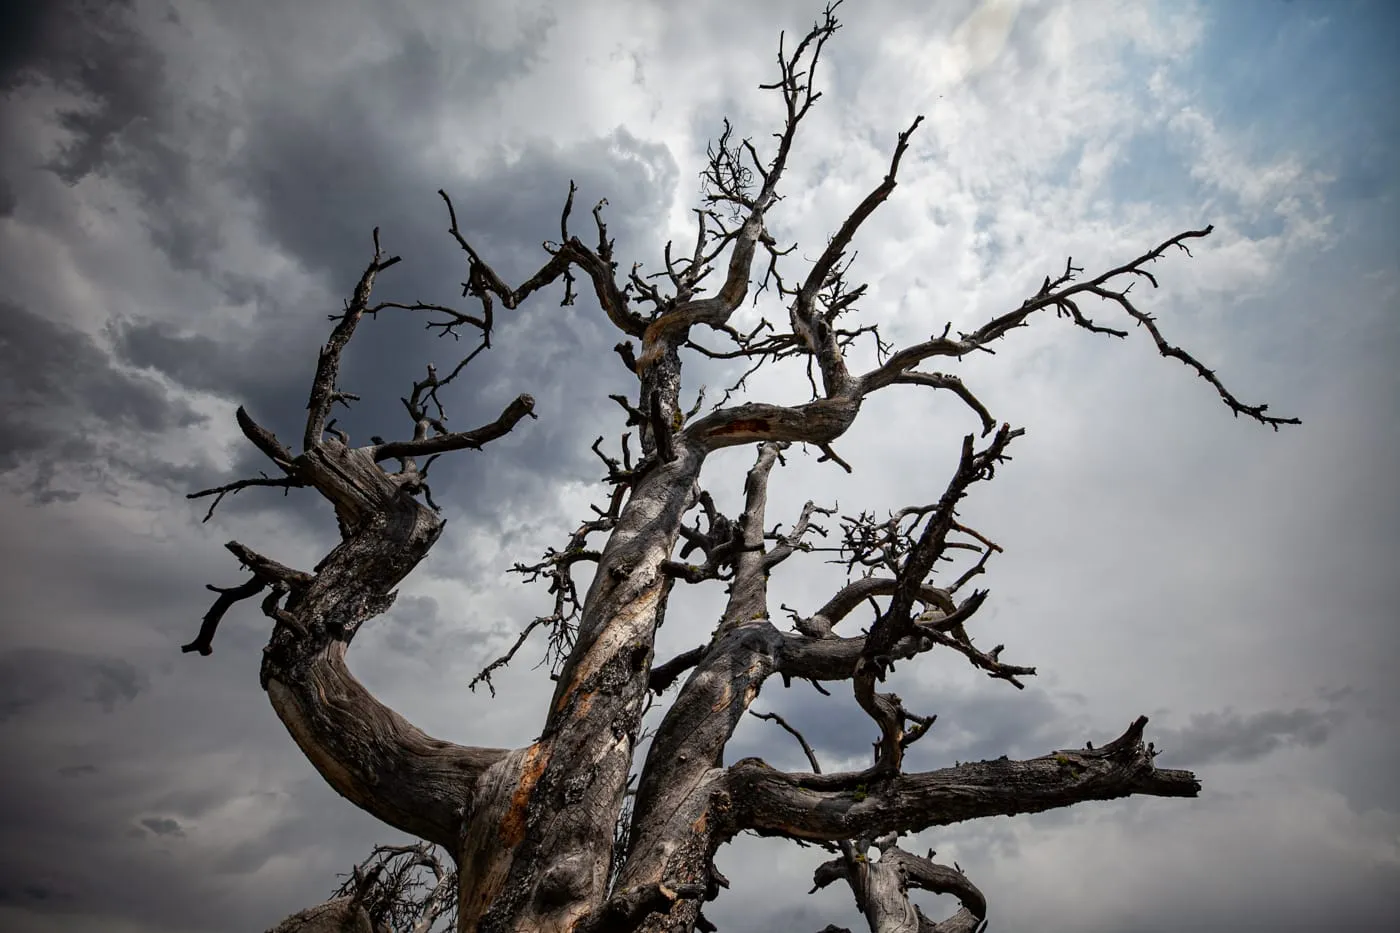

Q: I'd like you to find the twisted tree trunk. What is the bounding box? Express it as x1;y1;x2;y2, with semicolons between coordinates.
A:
191;6;1296;932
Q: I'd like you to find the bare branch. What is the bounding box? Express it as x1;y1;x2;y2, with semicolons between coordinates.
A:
858;227;1300;429
328;842;457;933
752;710;824;773
304;228;402;451
887;371;997;437
633;0;845;357
236;405;295;469
648;644;707;694
730;716;1200;842
779;589;1009;688
763;500;832;572
187;473;305;523
182;576;265;657
872;427;1022;670
373;393;536;461
789;115;924;398
439;187;648;338
811;840;988;933
467;616;558;698
1084;282;1301;429
472;483;627;693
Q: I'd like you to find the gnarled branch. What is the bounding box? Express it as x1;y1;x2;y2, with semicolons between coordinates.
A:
729;716;1199;843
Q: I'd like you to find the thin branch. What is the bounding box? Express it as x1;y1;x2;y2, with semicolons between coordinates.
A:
468;616;557;697
373;394;536;461
439;187;647;338
305;228;402;451
751;710;824;773
858;227;1300;429
187;474;305;523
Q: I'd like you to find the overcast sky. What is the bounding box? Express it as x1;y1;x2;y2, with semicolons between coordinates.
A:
1;0;1397;930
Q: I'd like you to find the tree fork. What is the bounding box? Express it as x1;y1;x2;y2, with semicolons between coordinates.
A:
184;5;1298;932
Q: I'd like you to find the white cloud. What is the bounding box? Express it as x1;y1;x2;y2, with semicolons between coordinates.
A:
1;0;1395;929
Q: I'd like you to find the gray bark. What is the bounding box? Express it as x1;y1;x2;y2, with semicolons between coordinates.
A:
189;6;1297;932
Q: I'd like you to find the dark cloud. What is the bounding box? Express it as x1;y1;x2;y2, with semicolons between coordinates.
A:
0;1;160;182
0;301;200;447
100;42;681;533
0;648;146;720
111;319;239;397
0;658;416;932
1157;705;1347;767
138;816;185;838
0;300;205;501
1;0;118;90
0;1;1396;932
376;594;442;658
0;881;73;907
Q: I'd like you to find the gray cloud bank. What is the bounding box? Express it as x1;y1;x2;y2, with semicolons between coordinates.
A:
1;0;1397;931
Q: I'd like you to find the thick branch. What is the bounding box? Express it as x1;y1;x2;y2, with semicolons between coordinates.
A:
685;397;862;452
812;842;987;933
717;442;788;631
267;644;509;850
181;576;266;656
793;577;955;638
649;644;707;694
237;405;296;468
610;445;798;931
729;716;1199;842
189;240;531;850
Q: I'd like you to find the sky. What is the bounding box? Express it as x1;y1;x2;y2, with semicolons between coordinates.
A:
0;0;1397;930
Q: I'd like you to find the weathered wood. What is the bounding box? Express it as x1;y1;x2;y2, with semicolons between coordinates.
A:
193;6;1300;932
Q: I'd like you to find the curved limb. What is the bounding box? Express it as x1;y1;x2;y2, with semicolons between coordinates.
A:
187;233;534;850
812;837;987;933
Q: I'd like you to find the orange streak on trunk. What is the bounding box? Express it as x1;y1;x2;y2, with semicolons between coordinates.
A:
499;742;550;847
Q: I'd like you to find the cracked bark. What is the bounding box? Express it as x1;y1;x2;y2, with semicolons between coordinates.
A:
188;6;1298;932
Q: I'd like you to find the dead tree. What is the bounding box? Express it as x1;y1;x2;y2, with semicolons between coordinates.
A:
188;5;1297;931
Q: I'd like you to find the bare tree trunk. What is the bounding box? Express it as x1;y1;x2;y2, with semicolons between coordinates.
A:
191;6;1297;932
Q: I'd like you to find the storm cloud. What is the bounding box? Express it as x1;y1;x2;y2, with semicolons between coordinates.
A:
1;1;1396;931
